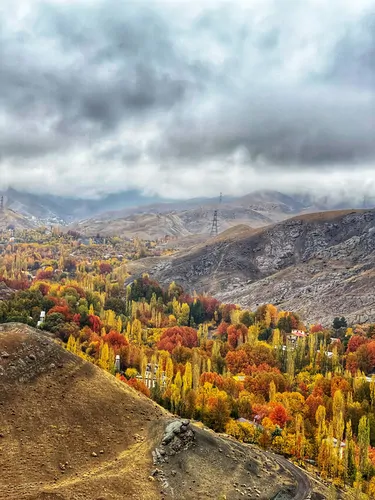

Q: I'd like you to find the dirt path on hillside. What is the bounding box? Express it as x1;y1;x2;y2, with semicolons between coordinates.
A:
268;453;312;500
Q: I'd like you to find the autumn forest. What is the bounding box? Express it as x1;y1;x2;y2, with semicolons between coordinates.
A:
1;227;375;498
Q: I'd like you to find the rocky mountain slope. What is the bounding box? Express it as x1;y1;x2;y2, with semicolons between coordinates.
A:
134;209;375;325
0;323;327;500
0;207;38;231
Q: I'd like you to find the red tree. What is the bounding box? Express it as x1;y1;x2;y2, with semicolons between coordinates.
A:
99;263;112;275
157;327;198;353
104;331;128;351
88;314;102;333
200;372;224;389
226;350;248;374
305;394;324;422
269;403;288;427
347;335;368;353
47;305;72;320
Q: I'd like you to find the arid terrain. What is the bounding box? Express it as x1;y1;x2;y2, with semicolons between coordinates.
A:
1;188;369;239
128;209;375;325
0;323;328;500
70;190;306;239
0;208;36;231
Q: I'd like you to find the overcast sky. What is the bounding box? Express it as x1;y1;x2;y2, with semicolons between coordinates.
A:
1;0;375;200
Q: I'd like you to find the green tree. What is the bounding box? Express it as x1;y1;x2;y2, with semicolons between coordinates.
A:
358;415;370;475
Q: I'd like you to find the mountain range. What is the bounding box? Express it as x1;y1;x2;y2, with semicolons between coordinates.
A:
1;187;374;239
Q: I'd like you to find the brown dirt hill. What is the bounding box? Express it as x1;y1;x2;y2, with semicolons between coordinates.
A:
0;324;328;500
135;209;375;325
0;208;36;231
70;203;280;240
0;323;167;500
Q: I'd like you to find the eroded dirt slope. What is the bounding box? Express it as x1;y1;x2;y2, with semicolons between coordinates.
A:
0;324;327;500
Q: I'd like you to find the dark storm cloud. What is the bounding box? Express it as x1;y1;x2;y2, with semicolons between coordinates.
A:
0;1;199;142
0;0;375;198
156;84;375;167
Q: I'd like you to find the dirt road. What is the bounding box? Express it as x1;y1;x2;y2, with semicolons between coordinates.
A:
268;452;312;500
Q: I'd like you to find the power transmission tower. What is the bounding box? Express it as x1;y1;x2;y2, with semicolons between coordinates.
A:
210;192;222;237
0;196;3;211
210;210;218;236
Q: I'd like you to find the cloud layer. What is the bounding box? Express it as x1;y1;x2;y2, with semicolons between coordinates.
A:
1;0;375;200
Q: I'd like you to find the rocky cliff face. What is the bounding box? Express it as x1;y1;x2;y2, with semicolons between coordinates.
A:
146;209;375;325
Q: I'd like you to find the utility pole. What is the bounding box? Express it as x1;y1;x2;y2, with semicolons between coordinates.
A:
0;196;3;211
210;192;222;237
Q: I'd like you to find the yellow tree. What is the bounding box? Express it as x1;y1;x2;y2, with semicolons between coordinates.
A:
67;334;76;353
269;380;276;402
171;371;182;413
316;405;327;448
99;343;115;372
358;416;370;474
183;361;192;396
140;351;148;381
295;414;305;460
248;324;260;346
131;318;142;344
178;303;190;326
332;390;345;444
266;304;278;327
370;375;375;409
193;363;200;390
165;356;174;385
230;308;241;325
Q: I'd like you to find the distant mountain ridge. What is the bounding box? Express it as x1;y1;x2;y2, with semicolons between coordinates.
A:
1;187;374;235
0;187;163;224
71;190;375;239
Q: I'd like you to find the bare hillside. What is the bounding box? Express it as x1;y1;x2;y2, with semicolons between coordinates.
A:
71;206;274;239
0;323;325;500
0;208;37;231
136;209;375;325
69;190;316;239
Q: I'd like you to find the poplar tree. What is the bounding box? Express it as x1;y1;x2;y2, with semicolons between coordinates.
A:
358;416;370;474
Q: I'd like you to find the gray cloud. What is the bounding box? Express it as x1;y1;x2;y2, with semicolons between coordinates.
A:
0;0;375;199
156;84;375;167
327;13;375;87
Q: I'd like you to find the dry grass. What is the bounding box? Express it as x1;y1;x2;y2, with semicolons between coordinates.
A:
0;324;165;500
0;324;329;500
